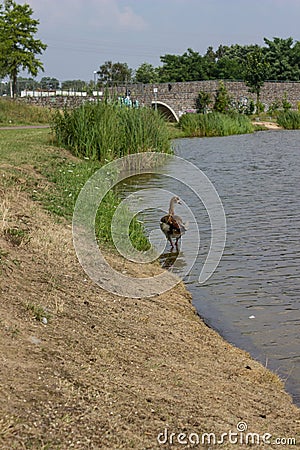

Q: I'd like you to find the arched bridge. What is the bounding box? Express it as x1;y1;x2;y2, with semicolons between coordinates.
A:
113;80;300;122
22;80;300;120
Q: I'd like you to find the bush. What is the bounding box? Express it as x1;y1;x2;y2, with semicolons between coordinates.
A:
196;90;211;113
213;81;231;113
277;111;300;129
282;92;292;112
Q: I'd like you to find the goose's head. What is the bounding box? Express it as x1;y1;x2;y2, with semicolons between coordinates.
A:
171;196;181;205
169;196;182;214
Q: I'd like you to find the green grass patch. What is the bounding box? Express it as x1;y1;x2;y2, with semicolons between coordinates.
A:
0;98;52;126
178;112;254;137
277;111;300;129
0;128;150;251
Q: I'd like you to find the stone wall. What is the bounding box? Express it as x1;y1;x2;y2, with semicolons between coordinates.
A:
19;80;300;115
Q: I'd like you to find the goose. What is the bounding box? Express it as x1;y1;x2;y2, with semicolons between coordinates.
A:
160;196;187;251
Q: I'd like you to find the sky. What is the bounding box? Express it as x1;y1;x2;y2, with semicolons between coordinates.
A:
18;0;300;82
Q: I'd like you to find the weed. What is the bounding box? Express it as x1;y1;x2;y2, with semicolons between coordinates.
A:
26;302;51;322
0;248;9;274
4;227;30;246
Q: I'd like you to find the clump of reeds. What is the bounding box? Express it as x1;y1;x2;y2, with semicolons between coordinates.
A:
178;112;254;137
52;102;171;162
277;111;300;129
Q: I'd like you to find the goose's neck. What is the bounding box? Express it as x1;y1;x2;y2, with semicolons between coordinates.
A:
168;199;176;215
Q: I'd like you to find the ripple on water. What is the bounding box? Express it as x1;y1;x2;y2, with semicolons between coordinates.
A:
120;130;300;406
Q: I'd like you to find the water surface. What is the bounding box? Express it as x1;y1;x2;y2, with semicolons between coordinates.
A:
121;130;300;405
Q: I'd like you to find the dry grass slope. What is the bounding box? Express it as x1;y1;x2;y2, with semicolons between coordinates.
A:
0;139;299;449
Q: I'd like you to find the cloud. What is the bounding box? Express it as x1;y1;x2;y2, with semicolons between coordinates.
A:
27;0;147;32
89;0;147;31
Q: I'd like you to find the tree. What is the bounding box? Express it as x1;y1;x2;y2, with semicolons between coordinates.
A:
15;76;39;94
264;37;300;81
61;79;87;91
134;62;159;84
213;81;231;113
0;0;47;97
243;46;270;111
214;43;259;80
40;77;59;90
97;61;132;86
159;48;209;82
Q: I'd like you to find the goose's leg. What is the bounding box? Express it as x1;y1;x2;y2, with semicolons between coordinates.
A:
175;237;180;251
168;237;174;250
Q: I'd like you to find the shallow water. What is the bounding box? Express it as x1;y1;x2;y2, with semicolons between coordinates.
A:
120;130;300;406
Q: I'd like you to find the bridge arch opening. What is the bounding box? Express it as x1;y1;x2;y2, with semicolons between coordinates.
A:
151;101;179;122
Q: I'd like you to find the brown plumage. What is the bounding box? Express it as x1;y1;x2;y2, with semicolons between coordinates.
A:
160;196;187;251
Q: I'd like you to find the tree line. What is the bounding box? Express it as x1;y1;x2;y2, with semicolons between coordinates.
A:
1;1;300;100
88;38;300;90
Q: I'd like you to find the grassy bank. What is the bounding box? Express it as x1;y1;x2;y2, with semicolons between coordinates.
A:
0;98;52;126
0;128;149;251
0;128;299;449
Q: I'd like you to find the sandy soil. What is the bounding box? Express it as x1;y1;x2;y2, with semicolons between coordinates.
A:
0;164;299;449
252;120;283;130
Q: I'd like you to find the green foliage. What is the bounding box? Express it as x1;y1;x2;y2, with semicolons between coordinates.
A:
268;93;292;116
195;91;211;113
247;99;256;115
268;98;281;115
61;79;88;91
213;81;231;113
40;77;59;90
277;111;300;129
39;155;150;251
178;112;254;137
281;92;292;112
141;37;300;84
0;0;47;97
242;46;270;108
134;63;159;84
96;61;133;86
51;102;171;162
159;48;209;82
0;128;150;251
264;37;300;81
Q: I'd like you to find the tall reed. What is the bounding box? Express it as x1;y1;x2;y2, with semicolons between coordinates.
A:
178;112;254;137
52;101;171;161
277;111;300;129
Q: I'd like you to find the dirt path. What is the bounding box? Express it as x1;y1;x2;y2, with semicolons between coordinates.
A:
0;125;50;130
0;164;299;449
